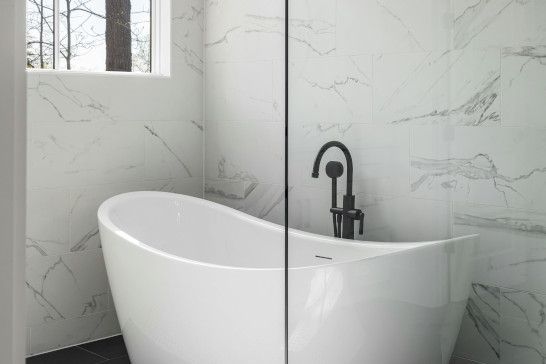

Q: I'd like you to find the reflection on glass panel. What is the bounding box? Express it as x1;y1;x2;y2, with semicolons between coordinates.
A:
26;0;55;69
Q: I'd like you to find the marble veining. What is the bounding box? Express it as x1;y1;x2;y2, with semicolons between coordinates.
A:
468;284;501;359
390;75;499;126
172;0;204;75
503;47;546;69
80;292;109;317
499;289;546;364
289;17;335;56
412;153;546;207
375;49;500;125
501;46;546;128
453;0;514;49
26;237;65;257
26;253;110;327
454;283;501;362
242;13;337;57
375;0;425;51
173;42;204;75
502;290;546;339
144;125;193;178
302;73;370;103
453;0;546;49
302;123;353;137
29;77;112;123
206;180;285;224
205;26;242;48
290;55;373;123
70;228;100;252
455;209;546;236
191;120;204;131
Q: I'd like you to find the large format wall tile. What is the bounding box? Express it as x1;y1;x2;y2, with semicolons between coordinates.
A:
336;0;451;54
26;250;110;327
172;0;204;76
374;49;500;126
501;46;546;128
204;0;284;62
289;55;373;124
27;73;202;124
500;289;546;364
454;203;546;294
411;126;546;211
28;122;146;189
453;0;546;50
288;0;336;58
144;120;204;181
205;122;284;186
454;284;501;364
205;61;278;123
26;188;70;258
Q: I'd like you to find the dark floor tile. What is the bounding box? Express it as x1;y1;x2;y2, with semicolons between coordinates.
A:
79;335;128;359
450;356;481;364
99;357;131;364
26;346;104;364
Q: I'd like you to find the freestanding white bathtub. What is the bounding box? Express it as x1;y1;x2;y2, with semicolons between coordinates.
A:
98;191;476;364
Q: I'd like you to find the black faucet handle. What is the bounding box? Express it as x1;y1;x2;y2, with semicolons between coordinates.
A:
325;161;344;179
330;207;343;214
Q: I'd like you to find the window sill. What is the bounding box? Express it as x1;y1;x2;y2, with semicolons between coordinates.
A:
26;68;171;79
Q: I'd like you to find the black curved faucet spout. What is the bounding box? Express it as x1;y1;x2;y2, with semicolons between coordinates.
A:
311;141;354;196
312;141;364;240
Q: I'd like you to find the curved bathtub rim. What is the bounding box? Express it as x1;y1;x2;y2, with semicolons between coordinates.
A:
98;191;478;272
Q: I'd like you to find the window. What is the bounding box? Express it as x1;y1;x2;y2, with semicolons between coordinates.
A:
26;0;170;74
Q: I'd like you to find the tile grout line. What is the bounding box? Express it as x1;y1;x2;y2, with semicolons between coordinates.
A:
74;345;110;360
96;356;130;364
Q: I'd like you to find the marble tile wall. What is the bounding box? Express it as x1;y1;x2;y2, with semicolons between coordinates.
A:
203;0;286;224
25;0;204;355
204;0;546;363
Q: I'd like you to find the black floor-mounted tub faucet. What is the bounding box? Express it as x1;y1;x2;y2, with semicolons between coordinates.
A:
312;141;364;240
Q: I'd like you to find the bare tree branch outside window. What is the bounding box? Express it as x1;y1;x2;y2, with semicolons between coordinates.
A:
27;0;55;69
26;0;151;72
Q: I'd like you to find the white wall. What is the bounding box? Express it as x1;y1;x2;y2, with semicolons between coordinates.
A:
0;0;27;362
25;0;204;355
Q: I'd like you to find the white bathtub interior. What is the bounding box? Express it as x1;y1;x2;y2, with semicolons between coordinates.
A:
104;192;415;269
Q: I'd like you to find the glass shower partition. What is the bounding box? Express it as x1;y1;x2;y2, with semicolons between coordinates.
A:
203;0;288;362
282;0;542;362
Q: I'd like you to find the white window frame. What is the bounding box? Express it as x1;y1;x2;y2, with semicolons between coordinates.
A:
29;0;171;77
151;0;171;76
